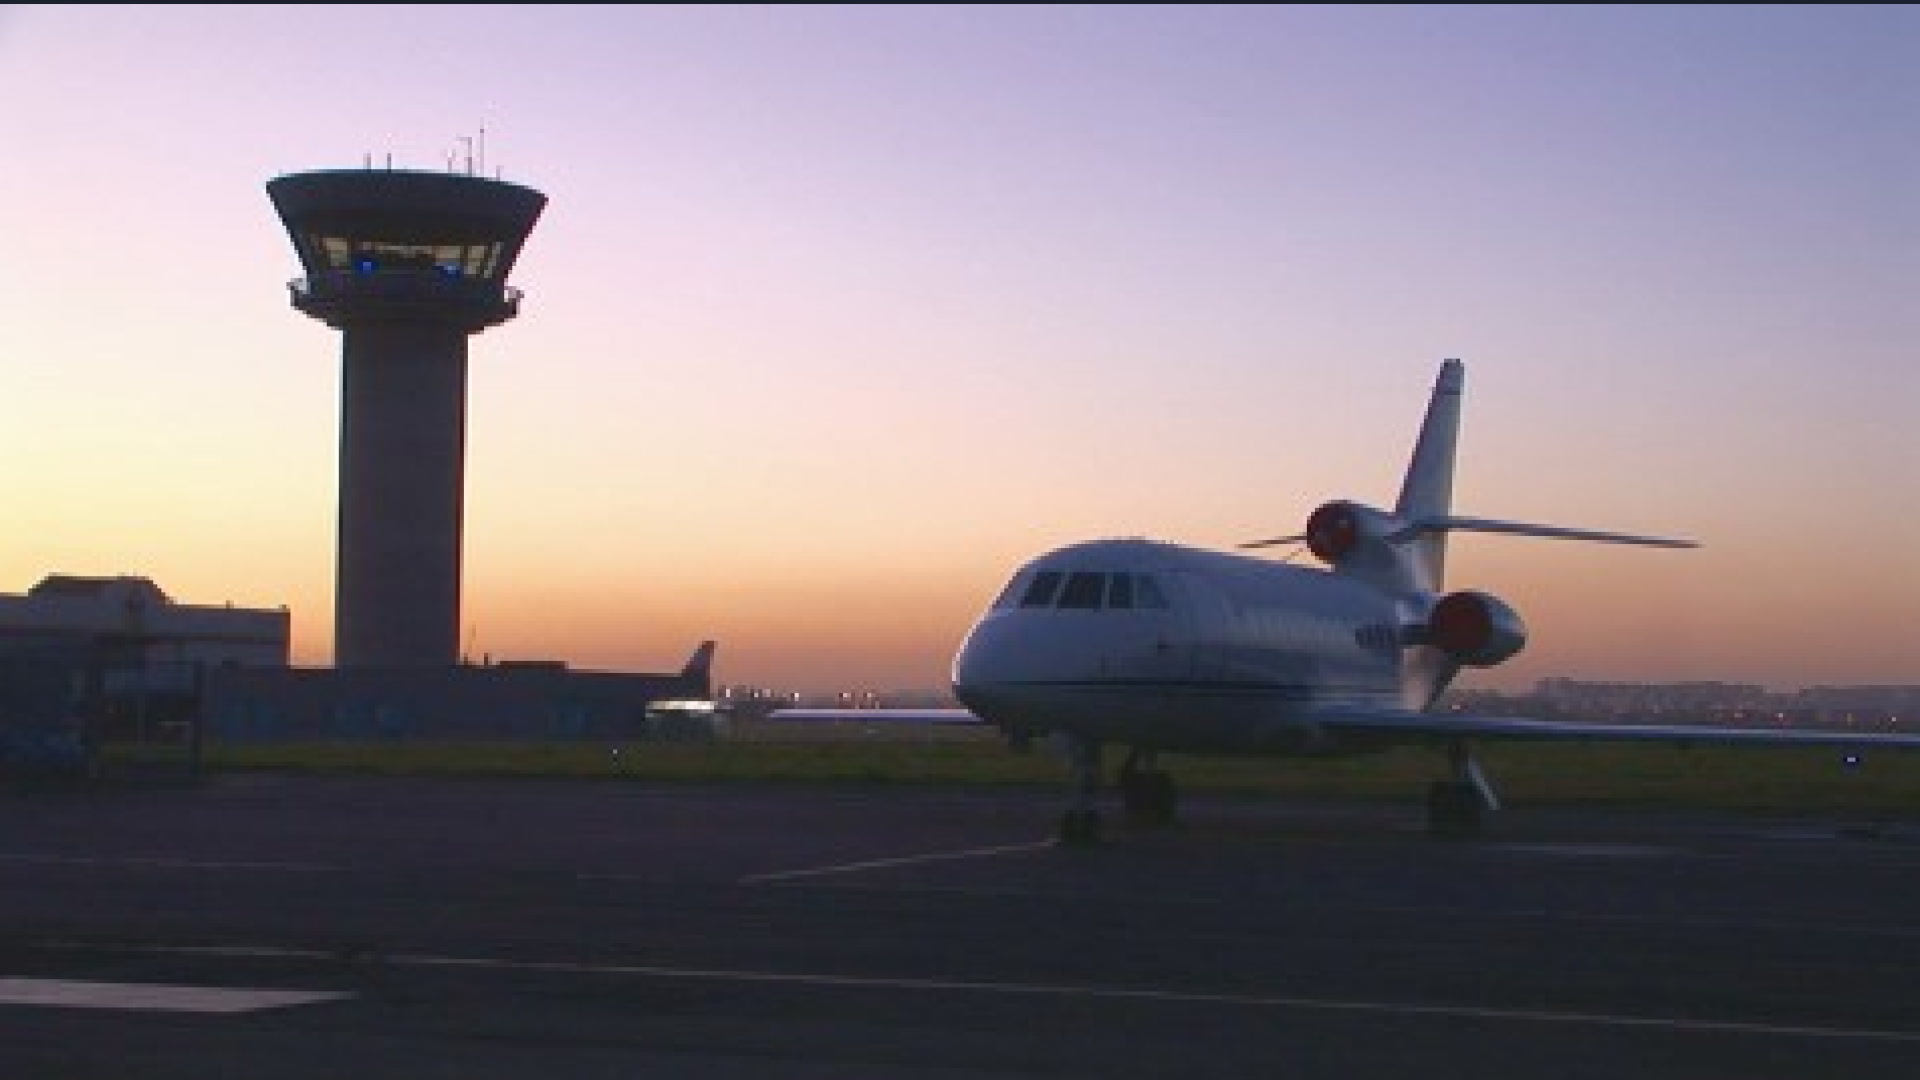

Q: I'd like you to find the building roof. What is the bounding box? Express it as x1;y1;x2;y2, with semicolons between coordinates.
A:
28;575;171;605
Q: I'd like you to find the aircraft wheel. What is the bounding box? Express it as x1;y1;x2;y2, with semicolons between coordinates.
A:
1426;781;1482;838
1142;771;1177;826
1120;770;1177;826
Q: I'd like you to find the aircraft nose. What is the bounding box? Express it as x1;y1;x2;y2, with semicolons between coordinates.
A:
951;612;1044;723
952;611;1044;692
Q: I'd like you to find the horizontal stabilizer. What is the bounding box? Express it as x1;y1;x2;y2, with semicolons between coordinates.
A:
1387;516;1699;549
1242;516;1697;552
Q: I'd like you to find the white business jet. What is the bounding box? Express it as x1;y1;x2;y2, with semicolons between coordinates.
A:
775;359;1920;843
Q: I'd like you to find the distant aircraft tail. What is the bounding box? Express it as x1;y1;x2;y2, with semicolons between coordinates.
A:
681;640;717;690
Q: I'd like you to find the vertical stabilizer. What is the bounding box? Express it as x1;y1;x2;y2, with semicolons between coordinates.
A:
681;640;717;693
1393;359;1465;594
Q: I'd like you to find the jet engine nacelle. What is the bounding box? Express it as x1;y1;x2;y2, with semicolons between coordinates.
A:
1427;590;1528;667
1303;500;1397;565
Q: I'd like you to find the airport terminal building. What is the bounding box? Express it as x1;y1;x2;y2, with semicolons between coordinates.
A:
0;574;288;747
0;574;290;670
0;574;719;745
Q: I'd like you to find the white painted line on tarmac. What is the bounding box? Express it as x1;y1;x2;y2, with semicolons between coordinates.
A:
739;840;1055;883
1485;842;1675;859
53;941;1920;1045
401;953;1920;1046
0;978;348;1013
1356;901;1920;940
0;854;336;873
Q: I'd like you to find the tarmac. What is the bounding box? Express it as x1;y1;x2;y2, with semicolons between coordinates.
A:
1;773;1916;1078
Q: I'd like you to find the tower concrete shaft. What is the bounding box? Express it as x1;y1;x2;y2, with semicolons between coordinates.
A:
337;323;469;668
268;168;546;668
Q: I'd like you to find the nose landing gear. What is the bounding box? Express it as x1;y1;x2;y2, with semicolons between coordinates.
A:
1056;741;1179;845
1058;736;1103;845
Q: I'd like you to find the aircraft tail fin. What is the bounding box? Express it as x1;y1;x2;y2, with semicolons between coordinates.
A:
1392;359;1465;592
681;640;717;689
1380;359;1695;708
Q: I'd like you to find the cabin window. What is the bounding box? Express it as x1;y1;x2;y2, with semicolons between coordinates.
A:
1020;571;1063;607
1058;571;1106;609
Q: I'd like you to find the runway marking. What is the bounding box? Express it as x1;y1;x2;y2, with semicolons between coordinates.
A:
0;977;348;1014
398;956;1920;1045
1358;902;1920;940
1486;842;1675;859
739;840;1055;883
0;854;336;873
91;942;1920;1045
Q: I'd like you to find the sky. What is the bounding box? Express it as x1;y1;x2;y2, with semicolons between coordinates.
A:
0;4;1914;695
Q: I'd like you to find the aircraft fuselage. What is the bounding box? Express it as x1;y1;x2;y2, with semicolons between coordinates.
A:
953;538;1409;755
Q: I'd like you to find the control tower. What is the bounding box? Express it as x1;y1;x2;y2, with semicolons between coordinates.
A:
267;168;547;668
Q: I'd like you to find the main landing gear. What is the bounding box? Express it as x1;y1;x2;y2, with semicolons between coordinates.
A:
1427;739;1498;837
1055;738;1498;843
1056;739;1180;845
1119;748;1177;827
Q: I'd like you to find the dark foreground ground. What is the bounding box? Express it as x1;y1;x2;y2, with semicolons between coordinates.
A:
1;774;1916;1078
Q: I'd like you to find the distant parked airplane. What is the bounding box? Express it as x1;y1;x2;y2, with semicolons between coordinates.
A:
774;360;1920;843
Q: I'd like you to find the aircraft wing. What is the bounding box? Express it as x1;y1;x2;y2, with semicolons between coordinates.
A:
766;708;984;724
1308;706;1920;750
763;705;1920;752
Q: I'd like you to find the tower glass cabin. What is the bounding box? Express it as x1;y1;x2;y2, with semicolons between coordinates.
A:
267;168;546;668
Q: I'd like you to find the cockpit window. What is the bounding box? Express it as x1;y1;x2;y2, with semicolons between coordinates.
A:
1133;573;1169;609
990;575;1026;609
1020;570;1063;608
1005;569;1171;611
1057;571;1106;609
991;578;1019;609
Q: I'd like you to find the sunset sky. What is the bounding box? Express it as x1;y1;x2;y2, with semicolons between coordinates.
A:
1;5;1913;694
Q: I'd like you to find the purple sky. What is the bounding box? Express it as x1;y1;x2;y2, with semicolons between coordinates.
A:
0;5;1913;692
